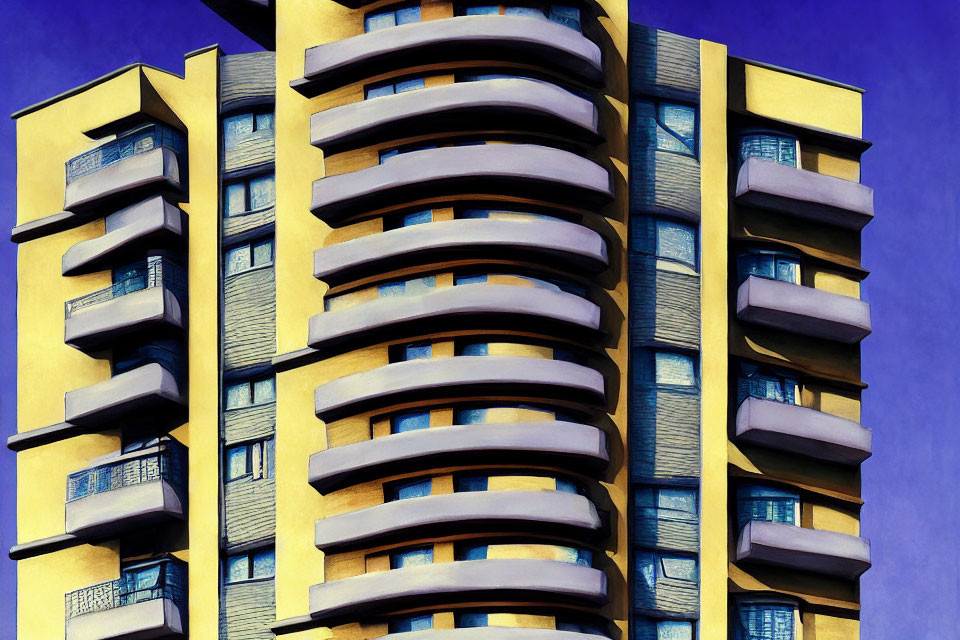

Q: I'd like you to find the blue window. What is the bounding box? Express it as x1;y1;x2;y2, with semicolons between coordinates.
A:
455;274;487;285
562;547;593;566
402;210;433;226
392;411;430;433
657;620;694;640
737;251;800;285
365;4;420;31
225;173;275;216
656;220;697;271
226;377;275;409
390;615;433;633
461;74;525;82
555;478;579;494
225;438;274;481
548;5;581;31
402;343;432;361
655;104;697;156
454;407;488;424
387;478;432;501
456;543;488;560
225;548;275;583
737;363;799;405
635;487;698;523
378;281;405;297
223;111;274;149
391;547;434;569
457;612;489;627
455;475;488;492
505;5;544;17
739;132;798;168
737;485;800;531
465;5;500;14
637;552;698;590
459;342;488;356
654;352;697;387
735;602;796;640
225;238;273;275
365;77;426;99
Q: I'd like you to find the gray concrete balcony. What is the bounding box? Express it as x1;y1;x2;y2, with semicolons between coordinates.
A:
294;16;603;96
314;356;606;422
308;284;600;357
65;147;183;214
736;275;872;343
65;560;187;640
64;363;186;427
64;259;186;352
735;396;872;465
62;197;186;276
65;442;186;538
309;421;608;492
308;559;607;624
315;489;603;552
311;78;599;153
311;144;612;225
314;218;608;286
375;631;609;640
736;520;871;579
735;157;874;230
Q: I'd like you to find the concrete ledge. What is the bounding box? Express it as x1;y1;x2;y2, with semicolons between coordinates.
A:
735;396;872;465
308;559;607;624
63;196;186;276
66;479;184;539
735;157;874;230
11;211;79;244
65;363;186;427
311;144;612;225
311;78;599;153
310;421;608;492
314;356;606;422
65;286;184;352
64;147;183;213
315;489;603;552
376;630;610;640
736;276;871;343
308;285;600;356
9;533;81;561
736;520;871;579
314;218;608;285
296;16;603;95
66;597;185;640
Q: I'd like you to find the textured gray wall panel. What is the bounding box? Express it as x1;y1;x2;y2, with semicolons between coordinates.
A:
220;52;276;109
633;509;699;555
223;131;274;173
634;576;699;617
220;578;276;640
630;389;700;480
223;267;276;370
629;26;700;100
630;259;700;350
223;206;274;240
224;475;276;548
223;402;276;446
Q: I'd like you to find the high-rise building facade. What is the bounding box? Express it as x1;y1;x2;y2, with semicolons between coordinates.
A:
7;2;873;640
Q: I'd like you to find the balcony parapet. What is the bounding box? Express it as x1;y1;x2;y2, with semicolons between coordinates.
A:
64;363;186;427
736;520;871;579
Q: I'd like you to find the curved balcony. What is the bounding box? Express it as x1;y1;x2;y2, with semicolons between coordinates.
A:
62;196;186;276
376;631;609;640
310;421;608;492
736;520;871;579
311;78;599;154
64;146;183;214
314;356;606;422
65;441;186;539
735;396;872;465
312;144;612;225
735;157;874;230
294;16;603;96
308;559;607;624
309;285;600;357
64;363;186;428
736;276;871;343
315;489;602;552
314;218;608;286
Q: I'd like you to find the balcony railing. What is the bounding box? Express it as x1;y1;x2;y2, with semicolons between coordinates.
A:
66;124;186;184
65;559;187;619
65;257;186;318
66;443;185;503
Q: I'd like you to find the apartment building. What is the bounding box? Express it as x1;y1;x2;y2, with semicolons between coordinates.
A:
7;1;872;639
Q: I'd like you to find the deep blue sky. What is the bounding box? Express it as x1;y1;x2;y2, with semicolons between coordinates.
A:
0;0;957;637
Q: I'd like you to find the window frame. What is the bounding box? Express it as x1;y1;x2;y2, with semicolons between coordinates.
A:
655;218;699;273
224;237;275;276
224;547;276;584
364;3;422;31
223;172;276;217
738;129;801;169
224;437;275;483
654;351;699;388
654;102;698;157
225;376;276;411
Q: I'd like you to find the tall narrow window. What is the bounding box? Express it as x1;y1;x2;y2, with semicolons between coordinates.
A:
656;220;697;272
656;104;697;156
225;377;276;409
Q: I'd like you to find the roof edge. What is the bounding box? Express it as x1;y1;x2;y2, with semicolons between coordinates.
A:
733;55;866;94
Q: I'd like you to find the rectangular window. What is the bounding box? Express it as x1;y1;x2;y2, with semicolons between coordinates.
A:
225;548;275;583
637;552;699;590
404;343;432;361
455;475;488;492
392;411;431;433
225;238;274;275
737;363;800;406
657;620;694;640
736;251;800;285
654;352;697;387
636;486;698;523
225;438;274;481
458;342;488;356
454;407;488;424
455;274;487;285
739;132;799;168
390;615;433;633
365;77;426;99
224;174;275;216
555;478;579;493
465;5;500;14
378;281;405;297
387;478;432;501
505;5;544;17
223;110;274;148
736;485;800;531
457;613;489;627
655;220;697;272
455;543;489;561
365;4;421;31
736;603;796;640
225;377;275;409
390;547;434;569
656;103;697;156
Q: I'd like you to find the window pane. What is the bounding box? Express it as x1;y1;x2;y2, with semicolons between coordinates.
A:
659;104;696;154
660;556;697;582
253;378;276;404
225;245;251;275
252;549;276;578
378;281;405;297
396;5;421;23
656;220;696;269
738;604;795;640
455;274;487;285
655;352;696;386
225;182;247;216
364;11;396;31
253;239;274;266
391;547;433;569
737;485;800;530
458;613;489;627
457;544;488;561
403;343;432;360
776;256;801;284
226;446;249;480
454;408;488;424
505;6;544;17
133;565;161;590
659;488;697;515
393;411;431;433
379;148;400;164
455;475;488;492
460;342;488;356
265;438;275;479
366;83;396;99
223;113;254;147
406;276;436;295
390;478;432;500
396;78;426;93
458;208;490;218
739;133;798;168
226;555;249;583
658;620;693;640
402;210;432;226
255;112;274;131
548;5;581;30
636;552;657;589
555;478;578;493
391;615;433;633
249;174;276;210
466;5;499;14
226;382;251;409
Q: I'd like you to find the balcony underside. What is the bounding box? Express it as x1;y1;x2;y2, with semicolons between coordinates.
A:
736;276;871;343
309;421;608;492
66;479;184;539
65;286;184;352
314;356;606;422
62;196;186;276
64;147;183;214
311;78;599;154
736;520;871;579
311;144;612;225
65;597;185;640
735;396;872;465
735;157;874;230
308;559;607;625
315;490;603;552
64;363;186;427
294;16;603;96
314;218;608;286
308;285;600;357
